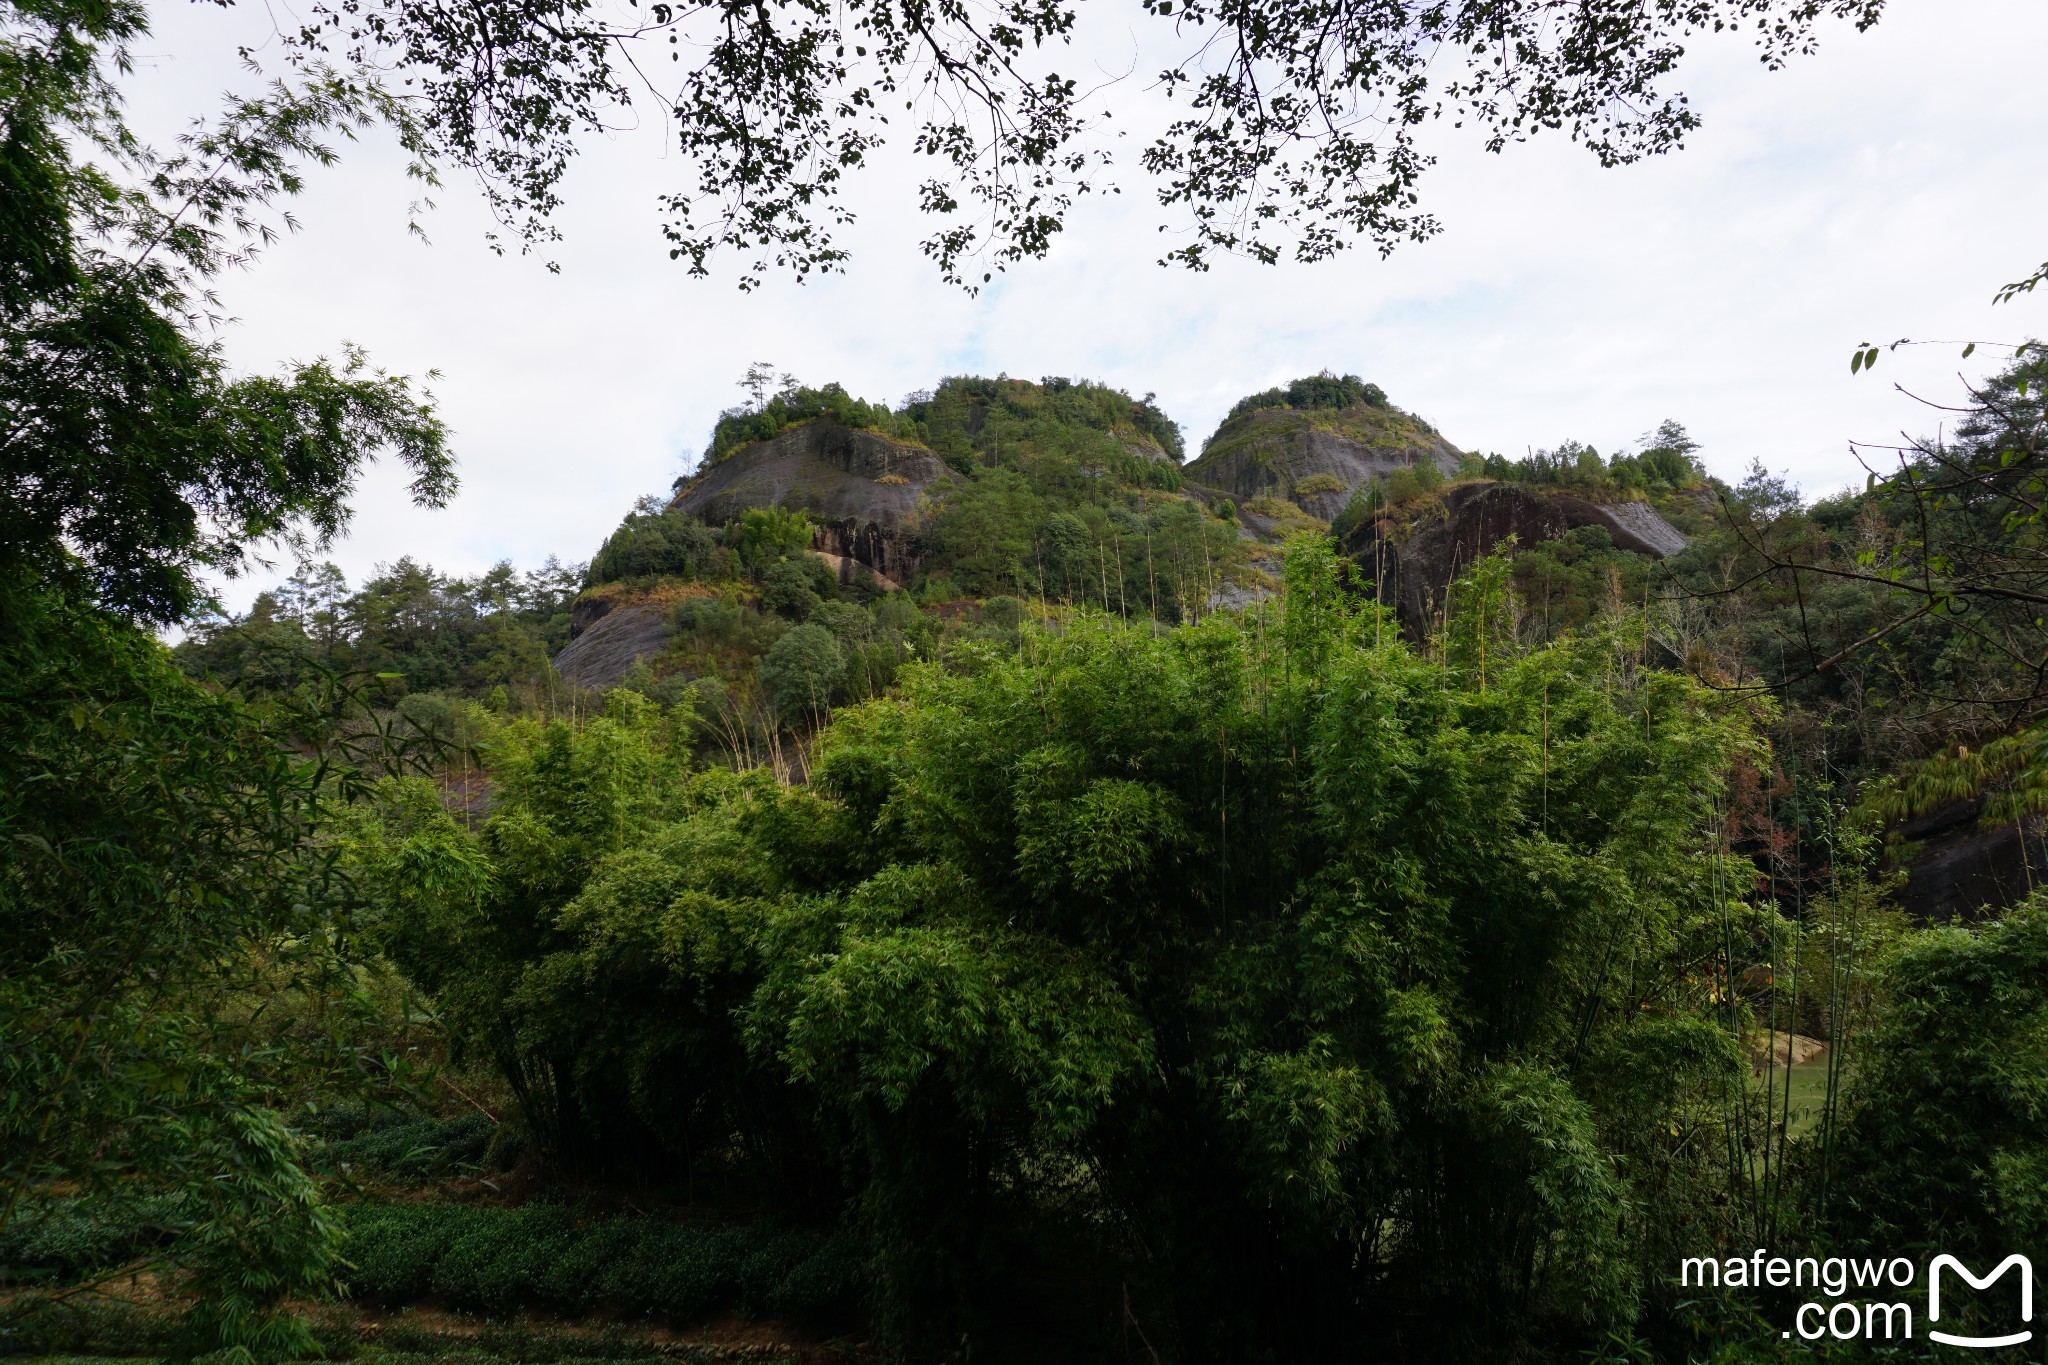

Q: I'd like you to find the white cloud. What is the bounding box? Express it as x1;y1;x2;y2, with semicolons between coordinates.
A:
126;0;2048;608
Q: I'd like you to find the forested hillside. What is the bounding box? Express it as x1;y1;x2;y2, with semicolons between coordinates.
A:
13;348;2048;1363
7;0;2043;1357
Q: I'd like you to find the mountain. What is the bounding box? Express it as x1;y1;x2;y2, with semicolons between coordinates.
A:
1184;374;1463;521
671;420;956;590
554;371;1697;689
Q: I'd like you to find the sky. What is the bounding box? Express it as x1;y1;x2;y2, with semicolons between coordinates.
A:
125;0;2048;609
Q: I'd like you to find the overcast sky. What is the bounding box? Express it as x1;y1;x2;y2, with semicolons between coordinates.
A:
127;0;2048;608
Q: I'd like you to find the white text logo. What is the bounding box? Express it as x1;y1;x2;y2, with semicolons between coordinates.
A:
1928;1254;2033;1349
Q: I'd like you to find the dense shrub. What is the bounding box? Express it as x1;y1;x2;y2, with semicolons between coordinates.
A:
762;1230;869;1322
586;502;722;587
758;558;827;619
808;600;874;643
343;1203;493;1302
0;1197;178;1286
359;540;1769;1357
706;383;905;465
728;506;814;574
315;1110;500;1178
336;1204;866;1327
1472;422;1707;495
430;1203;578;1315
1378;458;1443;505
758;623;846;720
905;375;1185;462
1828;899;2048;1263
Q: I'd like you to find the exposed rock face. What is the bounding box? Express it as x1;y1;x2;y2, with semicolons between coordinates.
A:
554;602;670;688
1892;798;2048;923
812;521;912;590
1343;481;1689;634
1751;1032;1827;1073
670;419;958;582
1599;500;1691;558
1185;405;1464;520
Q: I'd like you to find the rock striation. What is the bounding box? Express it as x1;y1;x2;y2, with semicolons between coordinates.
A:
670;419;959;584
1343;481;1689;635
554;600;671;688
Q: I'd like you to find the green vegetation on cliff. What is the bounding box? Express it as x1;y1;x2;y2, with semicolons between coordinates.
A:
1465;420;1711;500
906;373;1185;466
1223;370;1389;422
1188;376;1456;515
704;380;907;465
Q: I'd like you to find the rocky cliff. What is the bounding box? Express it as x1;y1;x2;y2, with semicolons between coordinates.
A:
554;599;671;688
1344;481;1690;635
670;419;959;587
1890;798;2048;923
1185;403;1464;520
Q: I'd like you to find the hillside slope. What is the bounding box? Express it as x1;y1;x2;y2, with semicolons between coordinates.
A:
1187;384;1463;521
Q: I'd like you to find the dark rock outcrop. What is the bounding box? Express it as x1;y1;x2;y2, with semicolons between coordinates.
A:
1186;405;1464;520
554;602;671;688
670;420;958;583
1891;798;2048;923
1343;481;1689;634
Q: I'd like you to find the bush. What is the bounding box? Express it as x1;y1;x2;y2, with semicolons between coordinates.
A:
767;1231;871;1322
1224;372;1389;423
539;1218;660;1313
707;383;906;464
1829;900;2048;1261
319;1112;499;1178
729;506;814;574
429;1204;578;1315
980;595;1025;630
0;1196;177;1286
344;1203;490;1302
649;1226;764;1320
671;593;744;641
587;502;720;587
759;559;826;619
808;600;874;643
337;1204;868;1328
1380;459;1443;505
758;624;846;720
738;1229;818;1314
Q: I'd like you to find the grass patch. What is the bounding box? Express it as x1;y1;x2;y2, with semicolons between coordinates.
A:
1762;1057;1839;1140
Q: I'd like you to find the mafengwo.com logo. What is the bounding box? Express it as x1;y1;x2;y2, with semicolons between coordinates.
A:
1681;1250;2035;1347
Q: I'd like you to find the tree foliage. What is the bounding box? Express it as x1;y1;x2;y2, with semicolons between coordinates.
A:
705;382;905;464
1828;899;2048;1267
0;0;456;1350
0;0;452;625
262;0;1884;287
366;539;1771;1357
587;498;723;586
0;586;401;1358
1224;371;1388;422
